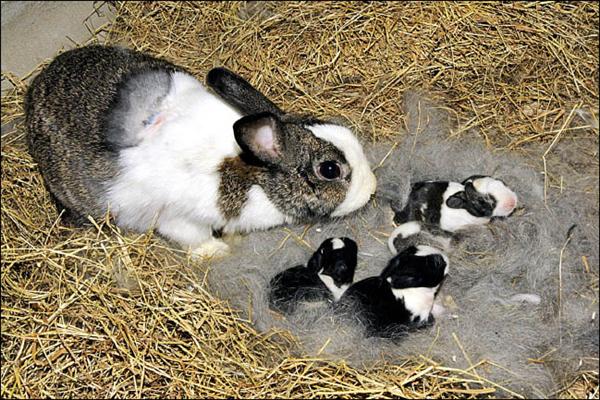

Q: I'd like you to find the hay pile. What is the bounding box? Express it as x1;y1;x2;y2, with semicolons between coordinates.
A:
2;1;598;398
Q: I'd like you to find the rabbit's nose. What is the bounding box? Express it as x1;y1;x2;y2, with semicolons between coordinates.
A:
500;195;517;213
505;198;516;210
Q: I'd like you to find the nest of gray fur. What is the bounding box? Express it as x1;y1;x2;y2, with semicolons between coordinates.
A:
1;2;598;398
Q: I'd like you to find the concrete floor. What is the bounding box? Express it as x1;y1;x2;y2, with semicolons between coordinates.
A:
1;1;114;92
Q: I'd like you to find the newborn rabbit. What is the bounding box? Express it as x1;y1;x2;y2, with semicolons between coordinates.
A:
337;245;449;338
388;175;517;254
269;237;357;314
25;45;376;258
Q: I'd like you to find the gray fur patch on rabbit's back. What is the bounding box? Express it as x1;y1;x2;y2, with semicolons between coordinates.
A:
104;69;172;148
25;45;183;223
207;91;599;397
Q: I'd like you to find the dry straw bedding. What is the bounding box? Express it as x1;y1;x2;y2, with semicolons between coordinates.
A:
1;1;598;398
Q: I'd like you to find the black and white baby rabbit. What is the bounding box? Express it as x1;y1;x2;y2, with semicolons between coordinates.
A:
388;175;517;254
336;245;448;338
25;45;376;258
269;237;357;314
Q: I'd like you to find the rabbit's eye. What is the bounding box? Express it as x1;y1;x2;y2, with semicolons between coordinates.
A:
318;161;342;180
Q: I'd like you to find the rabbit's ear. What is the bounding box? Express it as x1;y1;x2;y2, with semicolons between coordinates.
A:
446;191;467;209
233;112;284;166
307;250;323;271
207;67;283;116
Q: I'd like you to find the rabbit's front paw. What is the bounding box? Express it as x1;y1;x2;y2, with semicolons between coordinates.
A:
190;238;230;260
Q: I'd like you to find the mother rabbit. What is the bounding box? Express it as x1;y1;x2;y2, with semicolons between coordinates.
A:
25;45;376;258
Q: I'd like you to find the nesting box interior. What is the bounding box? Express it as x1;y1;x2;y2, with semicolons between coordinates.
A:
1;2;598;398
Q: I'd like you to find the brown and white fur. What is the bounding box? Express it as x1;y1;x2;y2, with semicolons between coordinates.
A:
25;46;377;258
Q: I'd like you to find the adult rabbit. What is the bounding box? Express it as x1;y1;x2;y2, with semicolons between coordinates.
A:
25;45;377;258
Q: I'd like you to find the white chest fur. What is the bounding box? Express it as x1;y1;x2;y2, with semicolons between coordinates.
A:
391;286;438;322
318;269;349;301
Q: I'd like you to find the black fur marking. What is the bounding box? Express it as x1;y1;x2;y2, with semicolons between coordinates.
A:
462;174;508;188
393;181;449;225
336;245;447;338
461;174;488;184
446;182;495;217
212;228;224;238
269;238;357;314
337;277;422;338
317;237;358;285
207;67;282;116
268;265;332;314
382;246;447;289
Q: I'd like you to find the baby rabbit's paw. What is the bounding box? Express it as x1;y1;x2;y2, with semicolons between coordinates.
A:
190;238;230;260
431;301;447;319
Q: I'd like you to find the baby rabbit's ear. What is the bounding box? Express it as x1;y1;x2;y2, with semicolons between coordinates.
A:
446;191;467;209
307;249;323;271
342;238;358;256
387;273;419;289
233;112;285;166
207;67;283;116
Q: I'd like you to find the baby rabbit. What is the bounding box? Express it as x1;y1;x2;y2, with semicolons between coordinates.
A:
25;45;376;258
388;175;517;254
337;245;449;338
269;237;357;314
